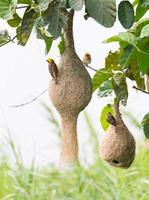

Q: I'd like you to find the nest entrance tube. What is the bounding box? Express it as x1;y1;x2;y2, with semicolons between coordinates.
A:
60;115;79;168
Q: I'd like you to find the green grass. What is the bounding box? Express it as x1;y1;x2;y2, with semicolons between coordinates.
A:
0;109;148;200
0;150;149;200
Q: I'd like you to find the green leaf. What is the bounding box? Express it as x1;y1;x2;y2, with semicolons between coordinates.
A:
137;37;149;74
141;0;149;7
7;13;21;27
119;45;136;68
127;58;145;89
112;72;128;105
35;16;53;54
58;35;65;55
105;50;120;71
44;37;53;54
135;1;148;21
138;53;149;74
92;69;113;92
43;2;66;39
142;113;149;138
118;0;134;29
97;79;113;98
100;104;114;131
133;18;149;36
0;30;10;45
84;0;116;28
140;24;149;38
0;0;16;19
105;32;137;46
68;0;83;11
18;8;38;46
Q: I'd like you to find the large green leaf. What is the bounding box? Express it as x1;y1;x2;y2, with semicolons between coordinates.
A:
68;0;83;11
118;1;134;29
140;24;149;38
142;113;149;139
135;1;148;21
84;0;116;28
120;45;145;90
105;32;137;46
17;8;38;45
112;72;128;105
133;18;149;36
0;0;16;19
119;45;136;68
127;58;145;89
100;104;114;131
92;69;113;92
43;2;66;39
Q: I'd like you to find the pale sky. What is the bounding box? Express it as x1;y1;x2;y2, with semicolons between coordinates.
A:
0;8;149;167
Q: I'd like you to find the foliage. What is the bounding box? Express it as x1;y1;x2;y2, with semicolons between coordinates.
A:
118;0;134;29
1;148;149;199
91;2;149;138
0;0;147;54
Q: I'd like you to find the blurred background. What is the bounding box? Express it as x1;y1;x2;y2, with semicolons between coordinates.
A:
0;8;149;169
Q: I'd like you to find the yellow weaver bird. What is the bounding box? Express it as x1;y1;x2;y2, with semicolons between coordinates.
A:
47;58;58;84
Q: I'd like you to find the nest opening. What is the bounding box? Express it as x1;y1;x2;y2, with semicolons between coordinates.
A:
112;160;119;164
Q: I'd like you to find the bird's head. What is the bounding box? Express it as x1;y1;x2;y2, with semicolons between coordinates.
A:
46;57;54;63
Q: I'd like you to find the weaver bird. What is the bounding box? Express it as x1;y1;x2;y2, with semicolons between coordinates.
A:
47;58;58;84
83;52;91;66
106;112;117;127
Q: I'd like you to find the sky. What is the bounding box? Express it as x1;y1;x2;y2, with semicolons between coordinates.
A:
0;8;149;167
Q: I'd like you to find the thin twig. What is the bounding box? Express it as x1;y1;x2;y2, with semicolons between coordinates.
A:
16;6;28;9
133;86;149;95
10;88;48;108
85;64;97;72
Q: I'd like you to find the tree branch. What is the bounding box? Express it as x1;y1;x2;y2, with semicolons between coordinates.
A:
133;86;149;95
85;64;97;72
10;88;48;108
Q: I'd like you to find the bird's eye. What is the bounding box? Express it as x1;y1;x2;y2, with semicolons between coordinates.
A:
112;160;119;164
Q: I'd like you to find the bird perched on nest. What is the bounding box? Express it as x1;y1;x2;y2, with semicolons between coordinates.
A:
47;58;58;84
83;52;91;66
106;112;117;127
